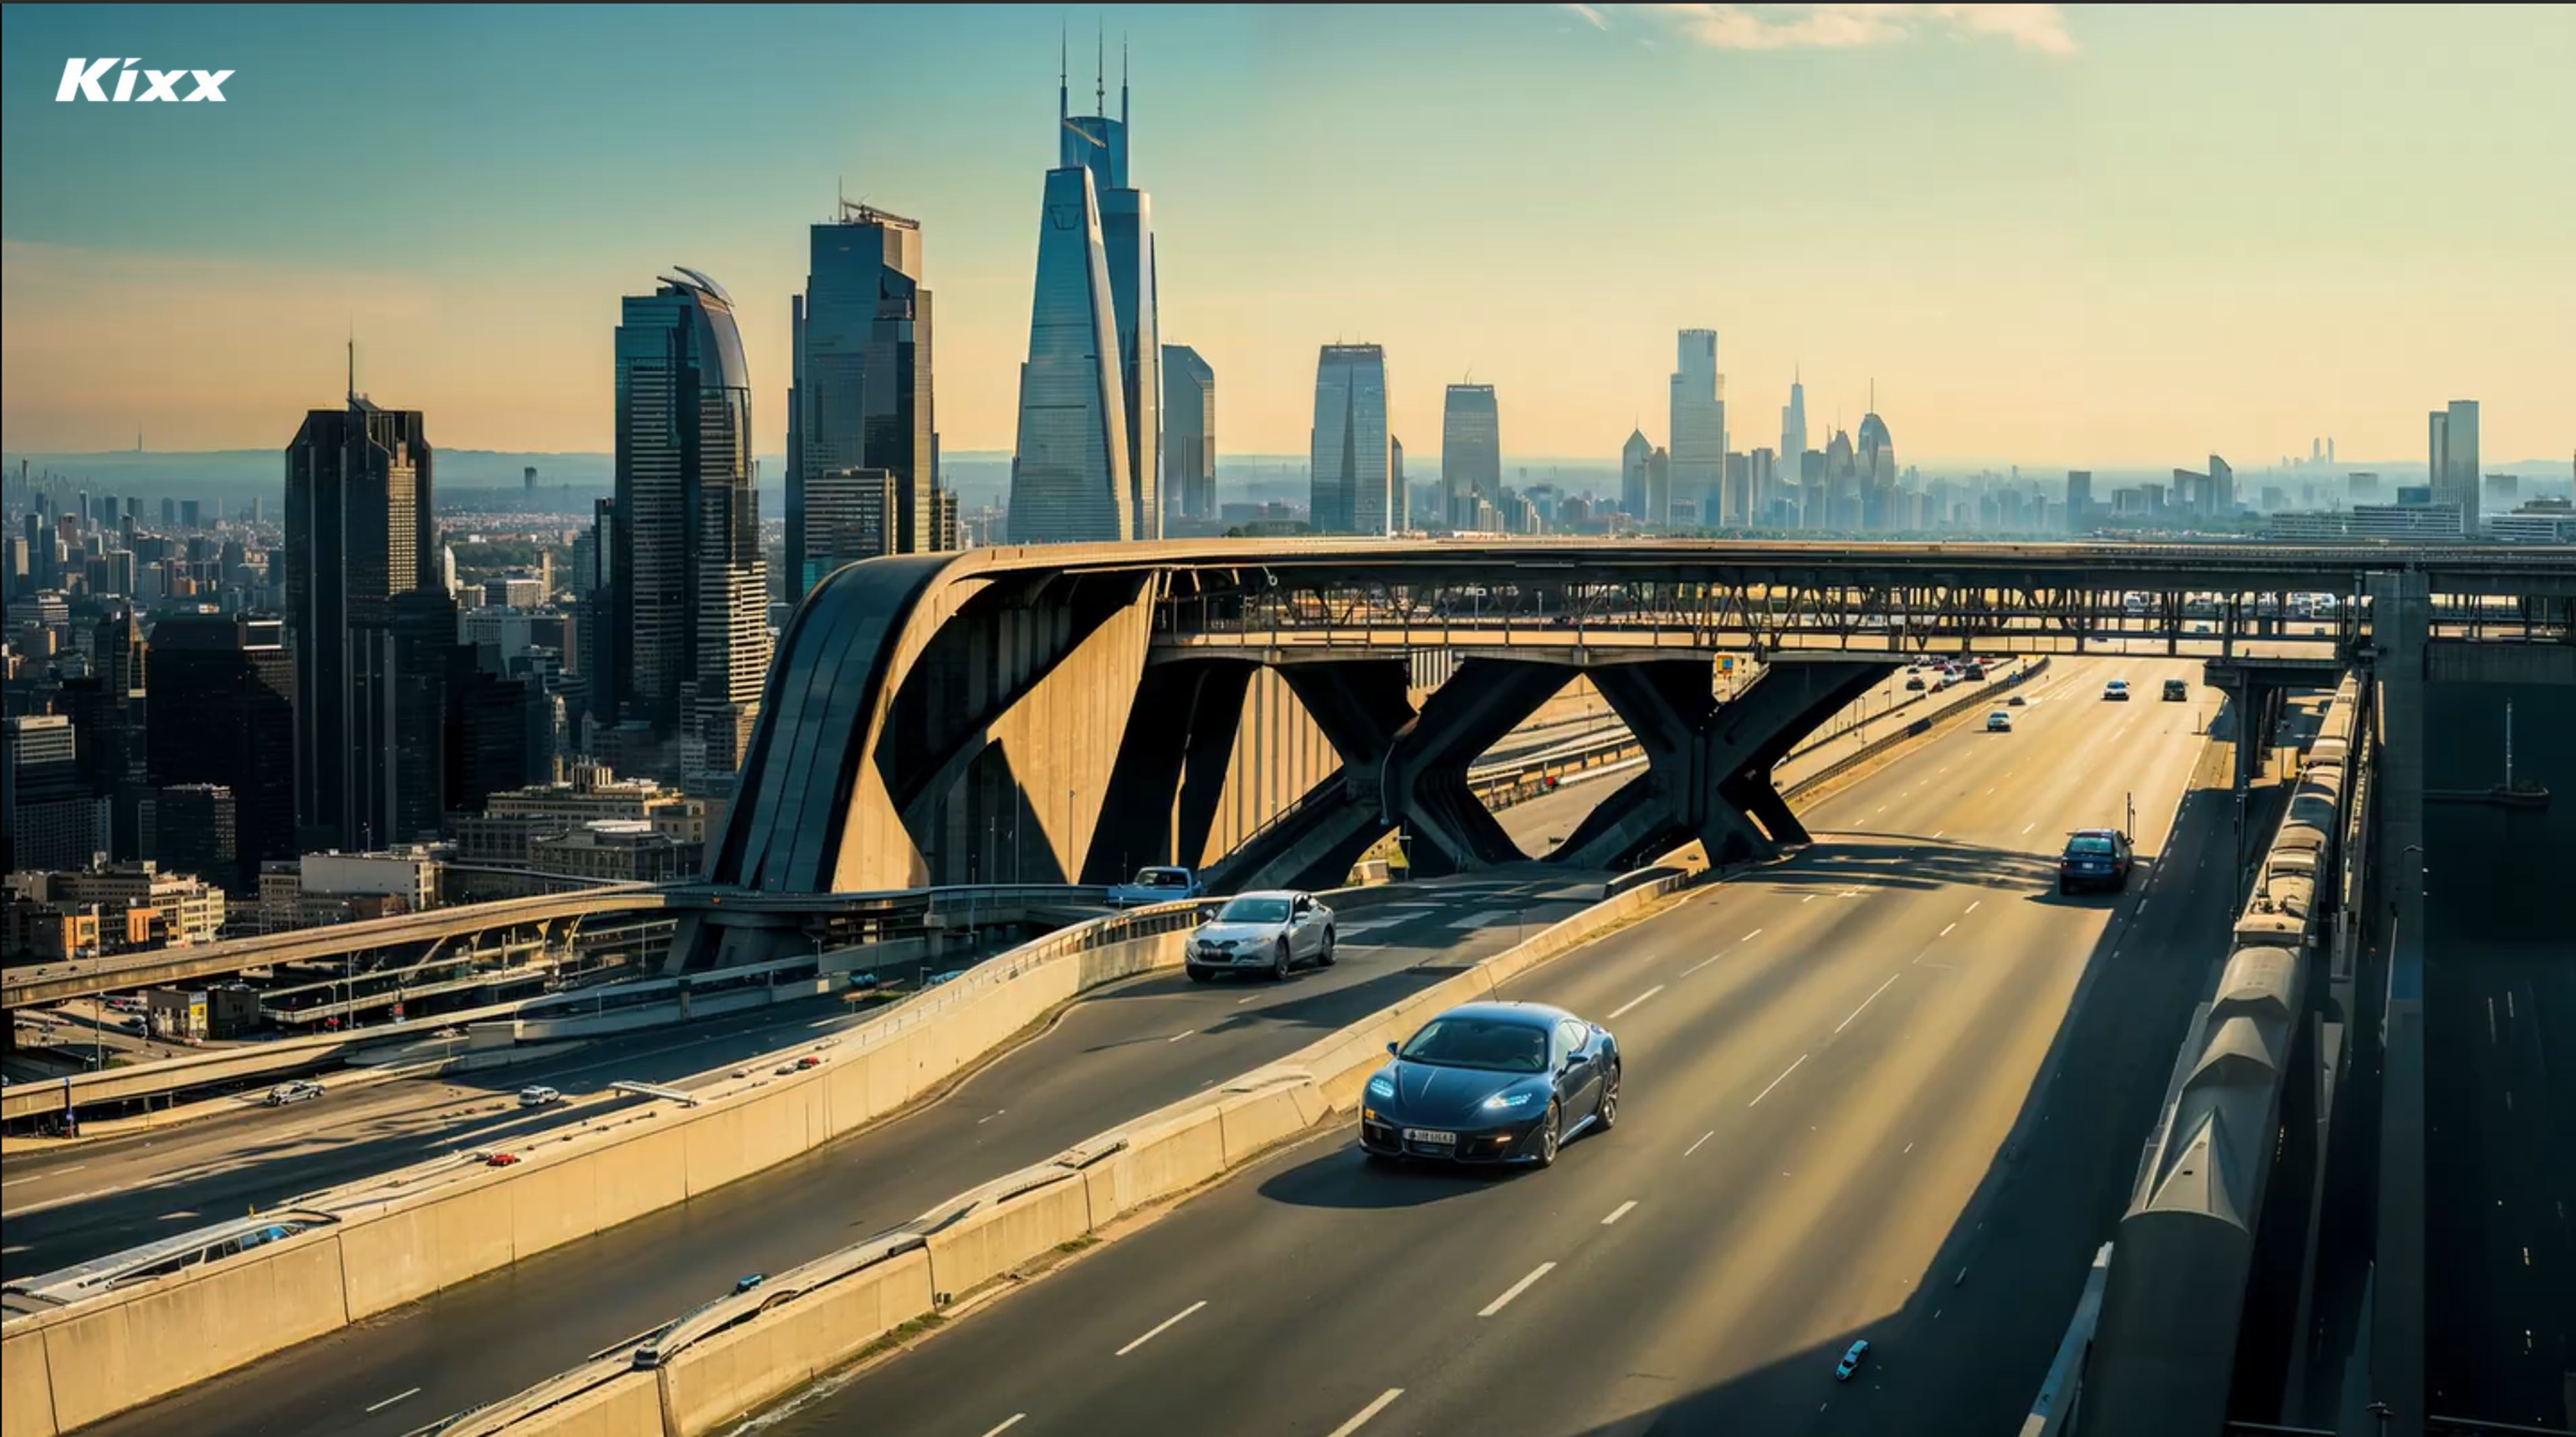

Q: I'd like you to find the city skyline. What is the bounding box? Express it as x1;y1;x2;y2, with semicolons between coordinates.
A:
3;5;2569;469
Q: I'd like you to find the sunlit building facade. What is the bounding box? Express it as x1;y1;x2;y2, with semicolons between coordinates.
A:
1310;344;1391;536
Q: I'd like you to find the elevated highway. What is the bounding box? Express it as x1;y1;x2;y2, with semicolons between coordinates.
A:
688;653;2243;1437
708;539;2571;944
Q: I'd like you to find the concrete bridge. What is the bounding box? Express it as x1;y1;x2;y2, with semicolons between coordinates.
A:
708;539;2575;936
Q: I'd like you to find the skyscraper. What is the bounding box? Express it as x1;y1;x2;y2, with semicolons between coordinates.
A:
1161;344;1216;522
2429;400;2480;527
1647;446;1672;527
1006;166;1131;542
1621;428;1652;519
1441;384;1501;530
2066;470;2094;529
611;270;770;775
146;612;294;892
1010;39;1157;542
1309;344;1392;536
1780;369;1807;478
2207;454;2235;515
1856;408;1896;529
3;714;96;874
285;359;435;851
788;202;940;596
1669;330;1726;526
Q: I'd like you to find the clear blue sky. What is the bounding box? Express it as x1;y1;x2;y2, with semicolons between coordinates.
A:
4;3;2571;468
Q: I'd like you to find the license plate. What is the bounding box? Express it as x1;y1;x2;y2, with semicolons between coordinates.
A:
1402;1128;1456;1145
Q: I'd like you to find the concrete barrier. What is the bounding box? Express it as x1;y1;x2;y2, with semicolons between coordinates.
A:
654;1249;934;1437
2;1329;57;1437
923;1176;1094;1301
483;1371;666;1437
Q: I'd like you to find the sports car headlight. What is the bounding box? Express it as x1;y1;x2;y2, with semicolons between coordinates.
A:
1482;1090;1536;1111
1367;1076;1396;1101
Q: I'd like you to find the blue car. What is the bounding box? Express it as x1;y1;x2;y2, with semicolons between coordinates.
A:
2057;828;2133;894
1358;1002;1621;1169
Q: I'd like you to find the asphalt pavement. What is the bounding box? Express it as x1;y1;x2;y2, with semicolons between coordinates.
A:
75;875;1606;1437
761;656;2248;1437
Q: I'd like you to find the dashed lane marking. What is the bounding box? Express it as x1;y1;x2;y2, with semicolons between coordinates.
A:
1327;1390;1406;1437
1115;1299;1208;1356
1749;1055;1809;1107
1479;1262;1558;1317
1606;986;1665;1021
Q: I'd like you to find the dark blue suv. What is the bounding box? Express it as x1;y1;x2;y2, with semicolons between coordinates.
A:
2058;829;2133;894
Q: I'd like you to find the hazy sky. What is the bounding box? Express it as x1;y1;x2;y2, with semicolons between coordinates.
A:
3;3;2570;468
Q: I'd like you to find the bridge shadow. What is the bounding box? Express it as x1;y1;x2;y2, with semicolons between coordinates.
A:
1742;836;2072;897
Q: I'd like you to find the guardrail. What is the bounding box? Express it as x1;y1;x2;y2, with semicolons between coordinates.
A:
390;867;1701;1437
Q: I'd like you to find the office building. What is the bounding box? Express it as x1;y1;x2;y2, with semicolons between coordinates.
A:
1006;166;1132;542
2066;470;2094;529
1749;447;1780;527
1442;384;1501;529
1856;407;1895;529
284;366;435;852
2428;400;2480;528
1621;428;1652;519
2208;454;2235;515
1780;369;1807;477
145;613;294;892
1162;345;1216;523
2483;473;2519;511
808;468;901;570
1309;344;1392;536
787;202;941;596
1647;446;1672;528
1669;330;1726;524
5;714;100;874
151;783;238;893
610;270;771;775
1009;44;1156;543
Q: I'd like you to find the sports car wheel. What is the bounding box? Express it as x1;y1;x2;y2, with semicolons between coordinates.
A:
1595;1065;1620;1131
1533;1100;1561;1168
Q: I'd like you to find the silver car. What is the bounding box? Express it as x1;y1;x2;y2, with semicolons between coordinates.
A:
1186;891;1336;983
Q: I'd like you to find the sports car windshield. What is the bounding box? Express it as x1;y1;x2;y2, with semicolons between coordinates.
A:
1216;897;1291;923
1400;1017;1549;1073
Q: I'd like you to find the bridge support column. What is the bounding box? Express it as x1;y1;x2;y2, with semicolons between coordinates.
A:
1086;661;1256;882
1382;660;1574;873
1554;658;1890;870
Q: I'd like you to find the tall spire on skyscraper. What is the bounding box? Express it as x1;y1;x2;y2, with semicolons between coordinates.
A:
1058;23;1068;124
1121;34;1129;126
1096;27;1104;115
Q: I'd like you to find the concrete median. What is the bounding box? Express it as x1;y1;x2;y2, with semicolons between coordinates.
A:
654;1249;934;1437
922;1175;1095;1301
495;1371;664;1437
2;1330;57;1437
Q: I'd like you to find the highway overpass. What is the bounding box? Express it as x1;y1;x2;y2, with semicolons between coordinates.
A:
707;539;2573;934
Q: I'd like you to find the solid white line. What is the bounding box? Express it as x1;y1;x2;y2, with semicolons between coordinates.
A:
1115;1299;1208;1356
1749;1054;1809;1107
1602;1200;1637;1225
363;1388;421;1414
1684;1130;1714;1157
1327;1389;1406;1437
1836;974;1903;1034
1938;923;1955;937
977;1416;1027;1437
1479;1261;1557;1317
1606;985;1665;1020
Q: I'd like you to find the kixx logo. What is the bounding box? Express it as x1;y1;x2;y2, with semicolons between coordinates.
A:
56;58;233;103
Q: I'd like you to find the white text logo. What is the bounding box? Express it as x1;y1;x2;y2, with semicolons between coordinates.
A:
56;59;233;103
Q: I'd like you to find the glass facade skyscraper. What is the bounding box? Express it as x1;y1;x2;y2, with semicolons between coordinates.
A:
1310;344;1391;536
1009;48;1158;543
284;380;433;851
1441;384;1500;530
788;202;940;597
1162;344;1216;522
1670;329;1726;526
2429;399;2480;529
611;270;769;776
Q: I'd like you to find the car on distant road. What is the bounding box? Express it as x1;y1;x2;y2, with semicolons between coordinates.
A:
1186;890;1335;983
1963;662;1988;680
1904;675;1927;691
1358;1001;1619;1169
2007;694;2027;706
2163;678;2189;702
262;1080;323;1107
485;1152;520;1168
2102;679;2132;702
733;1273;767;1296
795;1055;824;1070
2058;829;2134;894
1836;1339;1872;1381
1985;710;2013;733
1106;866;1201;908
518;1085;562;1108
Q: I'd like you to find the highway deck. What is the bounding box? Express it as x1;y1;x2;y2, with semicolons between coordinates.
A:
743;656;2258;1437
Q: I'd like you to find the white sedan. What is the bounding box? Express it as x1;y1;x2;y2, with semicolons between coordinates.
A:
1986;710;2014;733
1186;891;1338;983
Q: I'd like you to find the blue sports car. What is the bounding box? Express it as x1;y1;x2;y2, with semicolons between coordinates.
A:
1358;1001;1621;1168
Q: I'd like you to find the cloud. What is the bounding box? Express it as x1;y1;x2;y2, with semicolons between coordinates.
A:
1561;3;1611;28
1630;3;2077;54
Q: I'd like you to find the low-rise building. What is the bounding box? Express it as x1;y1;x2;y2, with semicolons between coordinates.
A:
525;819;701;883
23;861;227;949
449;762;704;867
257;847;446;932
